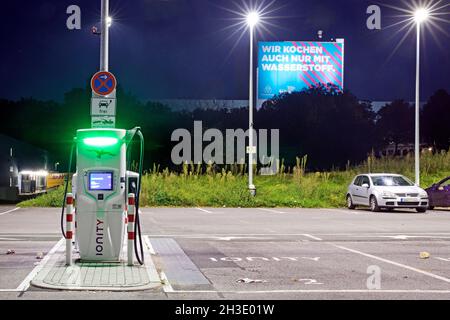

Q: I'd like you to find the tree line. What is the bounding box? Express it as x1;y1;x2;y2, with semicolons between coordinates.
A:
0;84;449;171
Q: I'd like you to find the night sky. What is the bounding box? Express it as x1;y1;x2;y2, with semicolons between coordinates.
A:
0;0;449;102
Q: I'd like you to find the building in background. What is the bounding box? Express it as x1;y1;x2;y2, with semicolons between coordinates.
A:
0;134;50;201
154;99;249;112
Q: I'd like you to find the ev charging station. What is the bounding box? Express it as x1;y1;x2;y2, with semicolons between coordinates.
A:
71;128;143;263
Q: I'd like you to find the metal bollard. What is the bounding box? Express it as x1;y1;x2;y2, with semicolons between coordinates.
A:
127;194;135;266
66;193;74;266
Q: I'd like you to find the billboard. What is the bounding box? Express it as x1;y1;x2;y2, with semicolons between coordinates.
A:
257;40;344;106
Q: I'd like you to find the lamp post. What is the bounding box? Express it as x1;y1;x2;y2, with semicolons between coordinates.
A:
413;8;429;186
100;0;112;71
247;12;259;197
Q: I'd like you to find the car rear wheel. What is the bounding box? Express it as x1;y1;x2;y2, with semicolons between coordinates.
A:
346;195;356;210
416;207;427;213
370;196;380;212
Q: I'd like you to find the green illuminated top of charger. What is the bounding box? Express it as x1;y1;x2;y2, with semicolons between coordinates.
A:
83;137;119;147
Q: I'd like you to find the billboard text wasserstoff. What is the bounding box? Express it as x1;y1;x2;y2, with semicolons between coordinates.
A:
258;40;345;103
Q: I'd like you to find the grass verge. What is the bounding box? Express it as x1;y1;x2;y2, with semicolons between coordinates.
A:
19;151;450;208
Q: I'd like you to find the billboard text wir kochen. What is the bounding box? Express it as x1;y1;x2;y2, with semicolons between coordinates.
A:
257;40;344;106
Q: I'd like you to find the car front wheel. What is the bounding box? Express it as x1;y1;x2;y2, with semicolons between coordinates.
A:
370;196;380;212
346;195;356;210
416;207;427;213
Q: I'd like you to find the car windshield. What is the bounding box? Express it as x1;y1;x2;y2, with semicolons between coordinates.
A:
371;176;414;186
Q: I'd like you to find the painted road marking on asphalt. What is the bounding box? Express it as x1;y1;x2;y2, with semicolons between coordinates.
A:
160;271;174;293
355;235;450;240
213;236;263;241
257;208;287;214
310;233;450;237
0;289;21;292
297;279;324;285
331;243;450;284
15;238;65;292
144;236;156;255
164;289;450;294
303;234;323;241
320;208;361;214
435;257;450;262
0;207;20;216
146;232;450;238
144;232;450;242
196;208;214;214
208;256;321;262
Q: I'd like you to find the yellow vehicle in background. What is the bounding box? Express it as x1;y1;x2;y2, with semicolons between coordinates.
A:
46;172;66;190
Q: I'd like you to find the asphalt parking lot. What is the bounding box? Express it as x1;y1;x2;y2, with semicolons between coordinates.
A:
1;205;450;300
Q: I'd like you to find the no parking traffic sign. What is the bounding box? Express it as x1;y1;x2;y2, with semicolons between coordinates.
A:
91;71;117;96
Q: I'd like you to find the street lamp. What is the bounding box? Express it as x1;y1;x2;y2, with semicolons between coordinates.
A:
414;8;429;24
247;11;259;196
247;11;260;28
413;7;429;186
378;2;448;185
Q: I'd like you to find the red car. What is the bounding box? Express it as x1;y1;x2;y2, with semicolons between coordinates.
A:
426;176;450;209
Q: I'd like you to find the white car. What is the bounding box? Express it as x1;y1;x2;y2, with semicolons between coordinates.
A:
346;174;428;213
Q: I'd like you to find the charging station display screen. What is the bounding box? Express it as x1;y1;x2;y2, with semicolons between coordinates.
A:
89;172;113;191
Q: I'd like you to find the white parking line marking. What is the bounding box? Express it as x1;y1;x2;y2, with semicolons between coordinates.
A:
15;238;65;292
165;289;450;294
257;208;286;214
315;233;450;236
0;207;20;216
146;232;450;238
0;289;21;292
321;208;360;214
214;236;261;241
332;243;450;284
143;236;156;255
303;234;323;241
196;208;214;214
159;271;174;293
435;257;450;262
378;235;450;240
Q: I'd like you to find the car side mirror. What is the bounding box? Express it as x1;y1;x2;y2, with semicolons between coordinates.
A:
362;183;369;188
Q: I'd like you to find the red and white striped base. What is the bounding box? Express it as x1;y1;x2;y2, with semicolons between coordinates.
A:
65;193;74;266
127;193;136;266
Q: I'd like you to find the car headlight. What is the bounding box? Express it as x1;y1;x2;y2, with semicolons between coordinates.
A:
419;191;428;198
381;191;397;199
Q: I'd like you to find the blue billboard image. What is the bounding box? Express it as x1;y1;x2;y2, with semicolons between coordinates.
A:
257;40;345;104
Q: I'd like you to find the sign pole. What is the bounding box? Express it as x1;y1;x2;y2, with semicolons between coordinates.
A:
91;0;116;129
100;0;109;72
